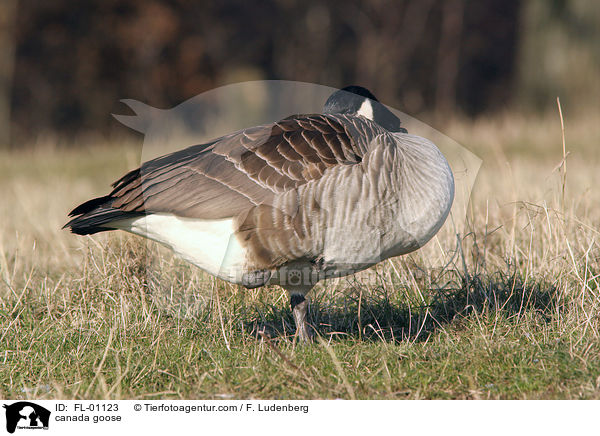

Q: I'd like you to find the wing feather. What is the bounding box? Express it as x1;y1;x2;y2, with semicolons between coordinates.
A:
67;114;387;228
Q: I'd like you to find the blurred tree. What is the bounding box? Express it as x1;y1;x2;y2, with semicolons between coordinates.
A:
9;0;524;145
0;0;17;148
516;0;600;114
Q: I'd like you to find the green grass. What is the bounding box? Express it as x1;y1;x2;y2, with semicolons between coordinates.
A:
3;259;598;399
1;113;600;399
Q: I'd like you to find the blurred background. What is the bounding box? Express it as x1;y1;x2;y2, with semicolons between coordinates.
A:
3;0;600;402
0;0;598;147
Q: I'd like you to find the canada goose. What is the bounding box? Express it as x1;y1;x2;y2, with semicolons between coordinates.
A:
65;86;454;341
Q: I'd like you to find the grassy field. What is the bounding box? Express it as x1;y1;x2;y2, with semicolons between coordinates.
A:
1;111;600;399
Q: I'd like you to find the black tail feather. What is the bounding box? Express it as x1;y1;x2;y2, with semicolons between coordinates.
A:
64;195;145;235
67;195;113;217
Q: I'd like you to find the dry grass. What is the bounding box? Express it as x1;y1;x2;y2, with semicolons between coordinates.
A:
1;111;600;399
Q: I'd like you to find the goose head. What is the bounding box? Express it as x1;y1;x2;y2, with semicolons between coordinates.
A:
323;85;407;133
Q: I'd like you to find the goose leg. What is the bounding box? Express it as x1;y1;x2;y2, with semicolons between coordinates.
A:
291;294;313;342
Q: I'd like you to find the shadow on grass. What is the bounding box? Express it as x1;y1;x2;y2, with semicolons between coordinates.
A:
244;266;559;343
117;238;559;344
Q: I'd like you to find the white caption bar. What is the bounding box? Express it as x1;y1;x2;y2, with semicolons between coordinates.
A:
0;400;596;435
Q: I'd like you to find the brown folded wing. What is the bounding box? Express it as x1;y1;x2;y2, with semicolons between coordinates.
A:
108;114;381;219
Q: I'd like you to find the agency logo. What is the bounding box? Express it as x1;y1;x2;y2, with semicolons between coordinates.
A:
2;402;50;434
110;81;481;314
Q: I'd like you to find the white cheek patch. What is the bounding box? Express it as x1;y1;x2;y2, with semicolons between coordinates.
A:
357;99;374;121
